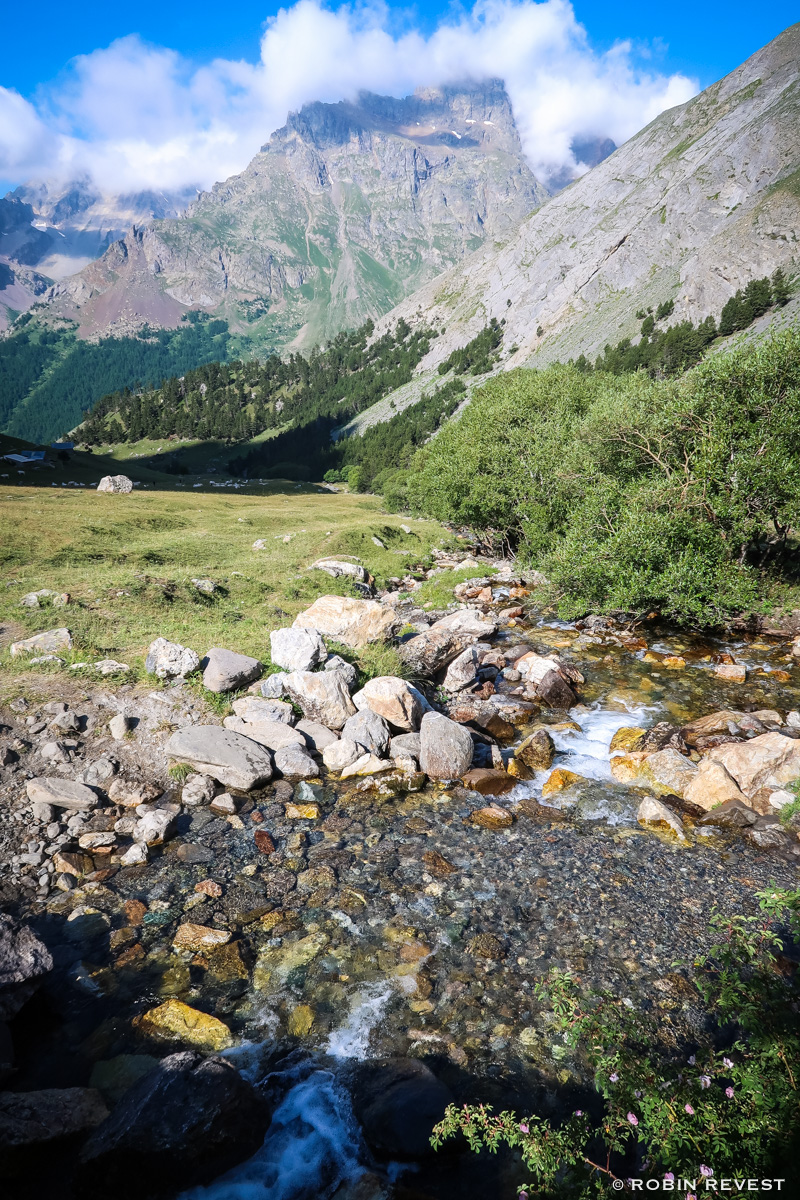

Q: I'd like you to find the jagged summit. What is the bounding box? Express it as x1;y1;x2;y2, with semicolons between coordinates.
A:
39;80;547;351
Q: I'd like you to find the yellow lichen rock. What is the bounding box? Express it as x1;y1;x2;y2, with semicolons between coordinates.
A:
134;999;233;1051
541;768;584;797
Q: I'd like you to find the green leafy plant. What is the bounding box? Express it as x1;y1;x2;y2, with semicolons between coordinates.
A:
432;887;800;1196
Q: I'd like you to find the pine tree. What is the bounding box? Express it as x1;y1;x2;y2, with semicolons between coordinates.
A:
771;267;791;307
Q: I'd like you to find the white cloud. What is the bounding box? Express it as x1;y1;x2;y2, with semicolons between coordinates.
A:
0;0;697;194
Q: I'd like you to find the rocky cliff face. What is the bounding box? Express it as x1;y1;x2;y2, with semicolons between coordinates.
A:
41;82;547;350
378;24;800;370
0;181;192;330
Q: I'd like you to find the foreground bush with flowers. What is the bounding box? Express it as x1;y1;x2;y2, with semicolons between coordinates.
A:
431;888;800;1196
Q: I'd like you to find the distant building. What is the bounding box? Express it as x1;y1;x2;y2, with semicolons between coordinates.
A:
51;441;74;450
2;451;45;463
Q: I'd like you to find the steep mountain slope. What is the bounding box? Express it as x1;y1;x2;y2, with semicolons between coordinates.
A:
0;182;192;329
41;82;547;353
377;24;800;370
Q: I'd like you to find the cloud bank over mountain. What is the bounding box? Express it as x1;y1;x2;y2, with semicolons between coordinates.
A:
0;0;696;193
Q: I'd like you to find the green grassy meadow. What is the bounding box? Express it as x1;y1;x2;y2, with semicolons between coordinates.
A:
0;480;452;689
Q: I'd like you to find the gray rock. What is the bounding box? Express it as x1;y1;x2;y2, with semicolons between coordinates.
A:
259;672;290;699
222;716;306;750
0;1086;108;1146
389;733;421;760
80;757;117;787
20;589;69;609
109;714;132;740
202;648;262;693
292;595;399;647
322;739;365;771
134;810;176;846
165;727;273;790
295;719;339;751
192;578;216;595
145;638;200;680
419;712;474;779
324;655;359;690
352;676;429;731
231;697;294;724
78;1051;270;1197
9;628;72;658
181;775;217;807
442;646;480;692
40;741;70;763
309;558;370;583
96;474;133;494
274;744;320;779
94;659;130;676
699;798;759;828
269;627;327;672
342;709;390;756
283;670;357;730
0;915;54;1020
26;777;98;811
31;801;55;823
347;1058;453;1160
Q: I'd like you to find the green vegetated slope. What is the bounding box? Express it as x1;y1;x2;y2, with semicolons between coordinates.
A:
0;312;235;444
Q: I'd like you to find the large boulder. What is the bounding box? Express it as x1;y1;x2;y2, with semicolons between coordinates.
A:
419;712;474;780
0;916;53;1020
165;727;273;790
0;1086;108;1147
683;759;748;811
347;1058;453;1160
201;648;262;693
269;627;327;672
96;474;133;494
342;709;391;756
283;670;357;730
292;596;398;647
9;628;72;658
399;611;495;678
353;677;429;731
79;1052;270;1199
644;748;698;798
145;638;200;680
706;732;800;798
222;716;306;751
26;777;99;811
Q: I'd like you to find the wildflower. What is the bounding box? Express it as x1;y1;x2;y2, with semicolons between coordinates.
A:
688;1055;696;1065
685;1104;695;1115
609;1072;619;1082
699;1075;711;1089
519;1124;529;1133
575;1110;583;1117
664;1174;675;1183
627;1112;639;1126
634;1090;642;1099
700;1166;713;1177
723;1057;734;1069
726;1087;734;1098
688;1194;698;1200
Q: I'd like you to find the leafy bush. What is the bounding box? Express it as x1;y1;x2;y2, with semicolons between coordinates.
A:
432;887;800;1196
408;328;800;625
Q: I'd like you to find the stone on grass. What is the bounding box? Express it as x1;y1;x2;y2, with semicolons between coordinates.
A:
96;474;133;494
353;677;429;731
202;648;262;693
192;578;216;595
222;716;305;751
181;774;217;806
309;559;369;583
292;595;398;647
10;628;72;658
342;709;390;756
165;727;273;791
322;739;365;772
283;670;356;730
145;638;200;680
295;719;338;751
26;777;98;811
637;796;689;843
95;659;129;676
232;697;294;725
273;744;320;779
20;589;69;609
269;627;327;672
419;712;474;780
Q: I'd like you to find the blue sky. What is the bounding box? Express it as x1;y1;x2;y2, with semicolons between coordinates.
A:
1;0;797;195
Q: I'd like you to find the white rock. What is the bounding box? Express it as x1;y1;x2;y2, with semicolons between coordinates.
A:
443;647;480;692
108;714;133;740
120;843;148;866
341;709;390;756
232;697;294;724
94;659;129;676
352;676;429;731
340;753;394;779
145;637;200;680
292;595;398;647
274;743;320;778
134;809;175;846
322;739;365;771
10;628;72;658
295;719;338;751
222;715;306;750
283;670;357;730
96;474;133;494
26;777;98;811
181;774;217;807
270;627;327;672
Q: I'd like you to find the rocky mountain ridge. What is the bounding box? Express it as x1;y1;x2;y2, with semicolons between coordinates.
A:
376;23;800;372
38;81;547;352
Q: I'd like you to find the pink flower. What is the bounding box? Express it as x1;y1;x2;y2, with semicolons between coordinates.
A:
700;1165;713;1177
685;1104;695;1115
519;1193;528;1200
627;1112;639;1126
609;1072;619;1082
575;1110;583;1117
664;1174;675;1183
519;1124;529;1133
726;1087;734;1098
634;1090;642;1099
699;1075;711;1089
723;1057;734;1069
688;1194;697;1200
688;1055;696;1065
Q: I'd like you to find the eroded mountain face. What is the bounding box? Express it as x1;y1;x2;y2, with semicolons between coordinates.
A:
41;81;548;350
377;23;800;370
